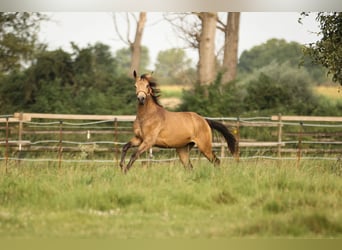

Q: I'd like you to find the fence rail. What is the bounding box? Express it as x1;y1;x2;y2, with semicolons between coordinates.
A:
1;113;341;168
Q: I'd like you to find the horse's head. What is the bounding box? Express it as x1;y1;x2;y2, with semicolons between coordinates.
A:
133;70;153;105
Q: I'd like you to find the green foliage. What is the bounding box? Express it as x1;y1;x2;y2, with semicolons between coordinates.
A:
115;46;150;74
0;12;46;73
179;63;341;117
0;43;137;115
154;48;195;85
178;73;245;116
0;70;27;113
301;12;342;85
238;38;327;84
243;63;321;115
30;79;73;113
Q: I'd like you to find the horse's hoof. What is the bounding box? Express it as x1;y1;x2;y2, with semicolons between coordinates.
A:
121;166;128;174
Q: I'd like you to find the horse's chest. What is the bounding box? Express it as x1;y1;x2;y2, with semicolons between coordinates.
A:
135;118;161;138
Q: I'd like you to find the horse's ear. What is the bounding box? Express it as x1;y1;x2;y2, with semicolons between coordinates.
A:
133;70;137;79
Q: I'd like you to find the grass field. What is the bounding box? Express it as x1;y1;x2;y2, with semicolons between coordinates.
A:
314;85;342;104
0;159;341;239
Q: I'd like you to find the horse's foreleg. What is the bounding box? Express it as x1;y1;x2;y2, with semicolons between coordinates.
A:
120;142;132;170
125;140;153;173
120;137;142;170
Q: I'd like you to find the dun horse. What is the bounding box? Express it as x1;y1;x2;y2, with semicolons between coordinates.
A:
120;71;236;172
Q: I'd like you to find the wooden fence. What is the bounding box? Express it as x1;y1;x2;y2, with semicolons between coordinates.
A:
1;113;341;167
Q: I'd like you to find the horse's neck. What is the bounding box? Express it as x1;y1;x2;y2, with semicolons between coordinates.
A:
137;96;162;118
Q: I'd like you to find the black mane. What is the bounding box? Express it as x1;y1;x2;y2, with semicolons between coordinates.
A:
140;73;163;107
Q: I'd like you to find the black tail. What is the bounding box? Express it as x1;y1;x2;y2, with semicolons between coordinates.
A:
206;119;236;155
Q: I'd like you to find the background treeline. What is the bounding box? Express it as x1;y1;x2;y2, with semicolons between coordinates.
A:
0;12;341;117
0;43;137;114
180;39;342;117
1;39;341;116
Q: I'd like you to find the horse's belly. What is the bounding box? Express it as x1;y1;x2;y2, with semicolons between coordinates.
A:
155;130;192;148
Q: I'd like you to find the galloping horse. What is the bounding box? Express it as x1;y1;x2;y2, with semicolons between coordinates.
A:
120;71;236;172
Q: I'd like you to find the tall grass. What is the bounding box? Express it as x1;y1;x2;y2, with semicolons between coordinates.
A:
0;159;341;238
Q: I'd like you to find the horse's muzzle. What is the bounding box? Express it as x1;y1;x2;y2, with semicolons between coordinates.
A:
137;92;146;105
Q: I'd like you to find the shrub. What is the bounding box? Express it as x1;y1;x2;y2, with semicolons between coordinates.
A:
178;74;245;117
243;63;322;115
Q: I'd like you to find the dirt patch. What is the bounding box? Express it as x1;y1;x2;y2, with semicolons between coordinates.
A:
160;97;182;109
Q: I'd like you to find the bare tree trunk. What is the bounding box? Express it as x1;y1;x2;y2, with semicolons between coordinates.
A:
130;12;146;75
222;12;240;84
197;12;217;86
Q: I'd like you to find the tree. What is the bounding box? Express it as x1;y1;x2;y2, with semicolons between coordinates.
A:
239;39;300;73
178;73;245;116
243;63;321;115
218;12;240;84
0;70;27;113
112;12;147;75
238;38;327;83
24;49;74;105
115;46;150;76
166;12;242;86
72;42;119;90
0;43;137;115
163;13;201;50
300;12;342;85
154;48;194;85
0;12;46;73
164;12;217;86
197;12;217;85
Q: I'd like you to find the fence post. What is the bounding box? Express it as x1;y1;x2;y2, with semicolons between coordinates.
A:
236;116;240;162
220;118;225;159
220;136;225;159
297;121;303;168
277;113;282;158
17;112;24;166
58;120;63;168
114;118;118;164
148;148;153;167
5;116;9;172
18;112;23;152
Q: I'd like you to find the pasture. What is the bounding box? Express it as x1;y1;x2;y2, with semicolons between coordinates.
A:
314;85;341;102
0;159;341;239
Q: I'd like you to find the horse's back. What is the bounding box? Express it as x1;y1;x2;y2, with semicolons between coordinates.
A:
154;110;210;147
165;110;207;130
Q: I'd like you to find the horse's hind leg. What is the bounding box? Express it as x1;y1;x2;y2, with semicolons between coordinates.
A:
204;150;220;166
176;143;194;169
196;142;220;166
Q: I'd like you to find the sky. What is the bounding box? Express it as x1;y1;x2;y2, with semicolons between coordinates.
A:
38;12;321;69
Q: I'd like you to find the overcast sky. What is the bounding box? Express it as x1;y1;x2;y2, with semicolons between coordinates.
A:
39;12;320;69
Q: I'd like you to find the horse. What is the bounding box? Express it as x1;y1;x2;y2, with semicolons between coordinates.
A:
120;70;237;173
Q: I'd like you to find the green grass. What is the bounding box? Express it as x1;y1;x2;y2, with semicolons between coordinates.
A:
0;159;341;238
